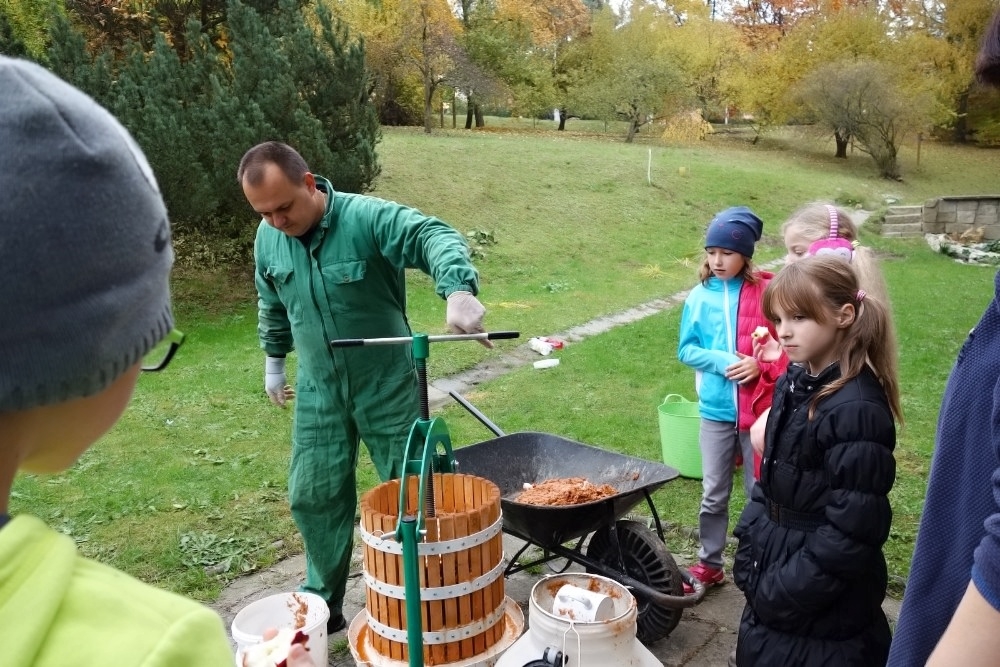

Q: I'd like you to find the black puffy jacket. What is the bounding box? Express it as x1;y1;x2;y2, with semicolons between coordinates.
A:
733;363;896;666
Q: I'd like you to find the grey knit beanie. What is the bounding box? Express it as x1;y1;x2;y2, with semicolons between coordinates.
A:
0;57;174;412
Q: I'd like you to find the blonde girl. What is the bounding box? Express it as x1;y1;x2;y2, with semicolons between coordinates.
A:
782;202;890;305
749;202;891;453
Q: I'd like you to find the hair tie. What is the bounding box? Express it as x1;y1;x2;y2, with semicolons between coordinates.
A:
856;289;866;302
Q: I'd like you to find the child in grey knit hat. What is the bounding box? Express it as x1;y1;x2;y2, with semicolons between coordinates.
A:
0;56;241;665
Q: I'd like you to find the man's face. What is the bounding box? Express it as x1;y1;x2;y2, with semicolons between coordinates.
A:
242;163;320;237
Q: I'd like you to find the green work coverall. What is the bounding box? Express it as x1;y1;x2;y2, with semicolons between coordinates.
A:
254;177;480;615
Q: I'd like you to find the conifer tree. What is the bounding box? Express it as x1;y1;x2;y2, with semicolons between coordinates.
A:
37;0;381;262
227;0;380;193
0;0;55;60
0;11;30;57
107;31;216;224
45;11;112;101
279;0;380;192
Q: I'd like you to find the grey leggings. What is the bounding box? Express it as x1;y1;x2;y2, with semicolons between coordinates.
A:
696;418;755;569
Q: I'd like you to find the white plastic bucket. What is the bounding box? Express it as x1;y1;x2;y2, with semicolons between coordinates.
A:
231;591;329;666
495;573;661;667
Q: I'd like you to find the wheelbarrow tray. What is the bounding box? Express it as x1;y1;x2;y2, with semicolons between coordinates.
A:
453;431;679;547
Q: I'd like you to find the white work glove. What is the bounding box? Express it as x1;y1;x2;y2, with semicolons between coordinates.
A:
446;290;493;349
264;356;293;407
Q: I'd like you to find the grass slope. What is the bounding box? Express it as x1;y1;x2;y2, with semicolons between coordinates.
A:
11;124;1000;600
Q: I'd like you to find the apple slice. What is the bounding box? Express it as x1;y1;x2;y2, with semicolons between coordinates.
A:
751;326;770;343
241;628;308;667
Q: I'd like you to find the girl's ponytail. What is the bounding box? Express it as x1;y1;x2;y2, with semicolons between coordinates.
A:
840;289;903;424
851;245;891;307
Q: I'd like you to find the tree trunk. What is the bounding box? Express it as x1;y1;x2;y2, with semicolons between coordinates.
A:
874;146;901;180
625;119;639;143
834;131;849;158
558;107;567;131
953;88;970;143
464;93;482;129
423;77;433;134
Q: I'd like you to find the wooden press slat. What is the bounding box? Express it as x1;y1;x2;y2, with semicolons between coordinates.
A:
372;504;389;659
422;513;443;666
442;472;455;515
487;501;500;651
404;476;417;516
378;509;400;661
468;502;487;656
493;482;506;645
360;505;374;649
439;508;459;663
455;490;474;658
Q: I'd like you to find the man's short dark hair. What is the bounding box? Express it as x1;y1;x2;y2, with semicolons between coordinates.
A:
237;141;310;186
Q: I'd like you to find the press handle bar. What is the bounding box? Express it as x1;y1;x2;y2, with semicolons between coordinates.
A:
331;331;519;347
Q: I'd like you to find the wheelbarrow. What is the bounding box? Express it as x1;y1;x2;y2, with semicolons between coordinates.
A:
449;391;706;644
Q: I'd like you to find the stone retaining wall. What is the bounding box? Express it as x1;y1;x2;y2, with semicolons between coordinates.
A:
923;196;1000;240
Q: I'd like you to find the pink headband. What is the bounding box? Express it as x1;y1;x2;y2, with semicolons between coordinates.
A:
807;205;855;262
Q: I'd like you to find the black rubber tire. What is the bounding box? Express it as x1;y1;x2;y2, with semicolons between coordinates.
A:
585;519;684;643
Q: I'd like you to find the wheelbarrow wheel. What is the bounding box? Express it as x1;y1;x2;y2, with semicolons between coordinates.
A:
585;519;683;643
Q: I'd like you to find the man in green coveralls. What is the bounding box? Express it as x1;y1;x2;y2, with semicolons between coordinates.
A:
238;141;491;633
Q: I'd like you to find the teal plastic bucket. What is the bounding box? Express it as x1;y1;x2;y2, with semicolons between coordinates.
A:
657;394;702;479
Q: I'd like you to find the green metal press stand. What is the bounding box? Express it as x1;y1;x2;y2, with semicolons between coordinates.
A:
331;330;518;666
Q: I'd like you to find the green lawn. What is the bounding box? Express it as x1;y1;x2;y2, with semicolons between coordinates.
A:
11;123;1000;601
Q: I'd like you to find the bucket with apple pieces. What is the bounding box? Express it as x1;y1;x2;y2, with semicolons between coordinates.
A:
232;591;328;666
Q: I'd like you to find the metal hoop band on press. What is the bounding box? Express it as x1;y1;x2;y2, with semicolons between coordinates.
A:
362;558;506;602
358;514;503;556
364;602;507;644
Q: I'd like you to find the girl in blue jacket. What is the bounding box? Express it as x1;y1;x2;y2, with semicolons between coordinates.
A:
678;206;775;592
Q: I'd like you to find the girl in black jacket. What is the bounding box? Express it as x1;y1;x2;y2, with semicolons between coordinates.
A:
733;256;902;666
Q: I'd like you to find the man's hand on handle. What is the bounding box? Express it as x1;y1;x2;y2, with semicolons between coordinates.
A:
446;291;493;349
264;356;294;407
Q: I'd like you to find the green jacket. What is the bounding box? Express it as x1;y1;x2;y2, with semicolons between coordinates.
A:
254;177;479;385
0;515;233;666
